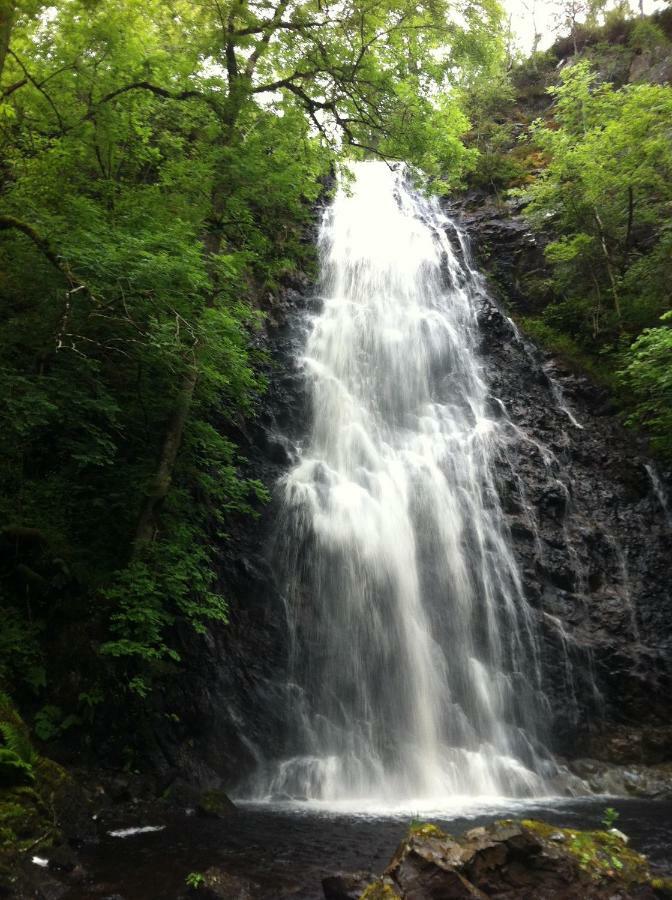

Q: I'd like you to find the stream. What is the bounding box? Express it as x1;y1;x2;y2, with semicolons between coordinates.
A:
63;798;672;899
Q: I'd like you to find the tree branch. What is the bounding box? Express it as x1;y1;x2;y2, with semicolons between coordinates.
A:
8;49;66;131
0;215;72;277
94;80;217;110
233;18;335;35
1;75;25;98
244;0;291;79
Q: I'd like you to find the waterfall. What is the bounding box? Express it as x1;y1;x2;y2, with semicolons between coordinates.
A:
255;161;559;806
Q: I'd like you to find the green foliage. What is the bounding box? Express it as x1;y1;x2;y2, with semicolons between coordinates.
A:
602;806;620;829
460;70;524;192
0;750;34;786
620;314;672;461
0;0;504;745
518;317;615;386
185;872;206;890
0;694;37;786
628;19;669;51
517;59;672;455
33;706;80;743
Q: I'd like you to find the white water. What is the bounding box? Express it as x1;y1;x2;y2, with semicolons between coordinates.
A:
254;161;563;807
542;361;584;430
645;463;672;527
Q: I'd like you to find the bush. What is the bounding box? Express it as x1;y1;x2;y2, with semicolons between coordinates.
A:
628;19;669;51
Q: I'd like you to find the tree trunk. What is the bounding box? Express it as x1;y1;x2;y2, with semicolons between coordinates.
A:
593;207;622;324
133;165;232;550
0;0;15;85
134;366;198;547
132;13;278;550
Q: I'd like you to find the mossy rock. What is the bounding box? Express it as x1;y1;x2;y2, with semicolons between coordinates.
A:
371;818;666;899
0;753;90;891
196;789;236;819
408;822;446;839
0;784;55;892
651;876;672;898
360;879;401;899
521;819;651;886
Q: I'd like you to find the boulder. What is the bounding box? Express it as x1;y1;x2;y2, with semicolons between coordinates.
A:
344;821;672;900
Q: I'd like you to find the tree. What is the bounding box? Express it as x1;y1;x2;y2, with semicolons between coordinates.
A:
518;60;672;457
553;0;589;53
0;0;505;721
523;62;672;339
620;314;672;461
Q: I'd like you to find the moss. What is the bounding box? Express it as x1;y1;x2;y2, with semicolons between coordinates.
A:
408;822;446;839
0;785;54;892
521;820;650;885
0;751;72;888
35;757;71;796
360;880;400;899
520;818;557;839
651;876;672;897
197;789;234;818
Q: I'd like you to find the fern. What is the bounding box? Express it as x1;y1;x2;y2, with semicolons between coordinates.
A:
0;722;37;766
0;691;38;766
0;747;34;783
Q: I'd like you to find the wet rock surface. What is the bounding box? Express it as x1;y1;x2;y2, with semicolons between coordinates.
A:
568;759;672;799
323;872;378;900
446;191;672;762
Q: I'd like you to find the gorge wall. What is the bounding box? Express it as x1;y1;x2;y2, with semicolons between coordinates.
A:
455;193;672;765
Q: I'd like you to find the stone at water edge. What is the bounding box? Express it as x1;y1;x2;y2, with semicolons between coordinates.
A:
323;871;378;899
331;820;672;900
195;788;237;819
568;759;672;799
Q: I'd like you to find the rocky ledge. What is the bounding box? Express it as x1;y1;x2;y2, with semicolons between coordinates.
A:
326;821;672;900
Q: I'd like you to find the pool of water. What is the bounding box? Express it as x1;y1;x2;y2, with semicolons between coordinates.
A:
66;797;672;899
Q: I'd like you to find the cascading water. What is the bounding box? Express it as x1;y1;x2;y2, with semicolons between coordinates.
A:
255;161;561;806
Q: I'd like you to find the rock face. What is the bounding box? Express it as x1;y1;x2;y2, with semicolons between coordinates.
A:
352;821;670;900
447;191;672;762
568;759;672;799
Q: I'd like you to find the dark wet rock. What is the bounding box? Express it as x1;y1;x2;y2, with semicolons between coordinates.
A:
587;726;672;766
443;190;672;764
102;774;133;804
34;876;69;900
195;789;237;819
37;760;96;848
45;844;79;873
350;821;667;900
568;759;672;799
323;871;376;899
141;274;319;794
